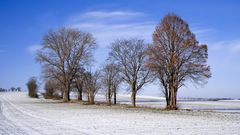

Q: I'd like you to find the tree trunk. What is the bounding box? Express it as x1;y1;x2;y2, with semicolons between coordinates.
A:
76;83;83;101
164;87;170;108
165;94;170;108
63;83;70;102
88;89;95;105
174;90;177;109
113;85;117;105
108;86;111;106
63;89;70;102
131;81;137;107
89;94;95;104
167;87;171;109
87;92;90;103
60;88;63;99
77;89;82;101
169;85;177;110
131;89;136;107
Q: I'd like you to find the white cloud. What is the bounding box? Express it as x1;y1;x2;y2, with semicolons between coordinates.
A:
68;10;155;47
27;45;42;54
68;11;218;48
230;42;240;52
73;22;154;46
191;27;215;35
190;26;216;42
188;25;240;54
209;40;240;53
69;11;145;23
82;11;144;18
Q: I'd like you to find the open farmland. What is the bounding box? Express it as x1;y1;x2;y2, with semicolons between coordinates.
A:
0;92;239;135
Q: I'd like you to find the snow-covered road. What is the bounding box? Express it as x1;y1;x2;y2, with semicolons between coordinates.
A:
0;92;240;135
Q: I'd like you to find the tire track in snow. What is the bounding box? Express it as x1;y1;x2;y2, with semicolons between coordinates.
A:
0;100;26;135
0;95;88;135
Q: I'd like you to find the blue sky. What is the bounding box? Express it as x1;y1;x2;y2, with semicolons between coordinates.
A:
0;0;240;98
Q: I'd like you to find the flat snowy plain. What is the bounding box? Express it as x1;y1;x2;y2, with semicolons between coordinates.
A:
0;92;240;135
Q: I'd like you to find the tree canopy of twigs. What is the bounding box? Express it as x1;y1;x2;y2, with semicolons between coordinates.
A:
36;27;96;102
147;14;211;109
109;39;152;107
101;62;122;105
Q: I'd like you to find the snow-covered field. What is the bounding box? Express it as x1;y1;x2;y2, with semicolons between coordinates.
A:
0;92;240;135
111;95;240;112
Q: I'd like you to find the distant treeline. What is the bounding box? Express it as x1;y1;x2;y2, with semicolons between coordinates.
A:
179;98;234;101
0;87;22;92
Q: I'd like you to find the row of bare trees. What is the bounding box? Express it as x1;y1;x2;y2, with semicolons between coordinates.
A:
42;69;100;104
34;13;211;109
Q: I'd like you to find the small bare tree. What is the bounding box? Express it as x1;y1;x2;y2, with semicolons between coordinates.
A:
10;87;15;91
26;77;38;98
112;73;122;105
16;87;21;92
36;27;96;102
147;13;211;109
83;70;101;104
44;79;59;99
41;66;64;98
101;63;121;105
109;39;152;107
73;68;85;101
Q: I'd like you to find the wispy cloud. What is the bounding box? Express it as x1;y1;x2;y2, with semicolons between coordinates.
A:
27;45;42;54
68;11;218;48
81;11;144;18
190;26;216;42
192;27;215;36
69;11;145;23
209;40;240;53
230;42;240;52
68;10;155;47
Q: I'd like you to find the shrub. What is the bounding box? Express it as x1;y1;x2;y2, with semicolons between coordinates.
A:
44;80;55;99
26;77;38;98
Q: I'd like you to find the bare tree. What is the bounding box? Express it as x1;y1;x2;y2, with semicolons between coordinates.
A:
10;87;15;91
10;87;21;92
41;65;64;98
73;68;85;101
83;70;101;104
26;77;38;98
112;73;122;105
101;63;121;105
147;14;211;110
36;27;96;102
16;87;21;92
0;88;7;92
109;39;152;107
44;79;59;99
